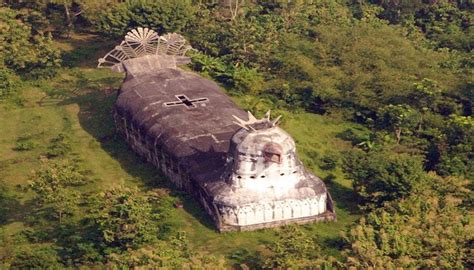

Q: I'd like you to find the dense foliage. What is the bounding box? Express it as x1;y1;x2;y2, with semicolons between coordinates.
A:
343;173;472;268
263;226;336;269
89;185;160;250
0;7;60;76
106;233;226;269
342;151;426;207
29;159;87;223
1;0;472;269
97;0;196;37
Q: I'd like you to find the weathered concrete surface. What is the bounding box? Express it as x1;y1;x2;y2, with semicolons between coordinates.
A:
112;58;336;232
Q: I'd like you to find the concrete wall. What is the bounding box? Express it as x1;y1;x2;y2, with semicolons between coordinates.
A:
114;110;336;231
218;193;327;226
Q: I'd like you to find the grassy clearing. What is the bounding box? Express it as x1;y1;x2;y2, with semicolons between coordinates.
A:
0;33;363;265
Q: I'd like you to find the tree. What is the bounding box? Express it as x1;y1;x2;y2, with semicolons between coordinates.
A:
415;1;473;51
0;7;61;78
370;0;424;24
342;173;472;269
29;159;86;224
342;150;425;207
377;104;421;144
105;233;227;269
218;0;246;21
97;0;196;38
89;185;160;250
435;115;474;178
48;0;83;37
263;226;338;269
6;0;121;37
0;66;18;99
410;78;442;111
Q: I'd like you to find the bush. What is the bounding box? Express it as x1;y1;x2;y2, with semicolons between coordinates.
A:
376;104;421;144
46;133;72;158
10;246;63;269
190;51;265;93
231;66;265;93
319;153;339;171
0;67;18;99
13;141;36;151
13;133;37;151
189;52;232;80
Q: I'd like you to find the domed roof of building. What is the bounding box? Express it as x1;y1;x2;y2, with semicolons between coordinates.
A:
232;126;295;156
230;111;295;157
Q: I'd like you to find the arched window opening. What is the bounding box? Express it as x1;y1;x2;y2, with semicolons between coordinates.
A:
263;143;283;164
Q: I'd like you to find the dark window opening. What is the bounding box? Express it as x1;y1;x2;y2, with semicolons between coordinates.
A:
250;176;256;179
280;173;285;176
264;152;281;163
164;94;209;109
260;175;265;178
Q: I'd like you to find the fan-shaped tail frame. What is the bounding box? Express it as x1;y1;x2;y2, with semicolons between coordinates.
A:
97;27;192;71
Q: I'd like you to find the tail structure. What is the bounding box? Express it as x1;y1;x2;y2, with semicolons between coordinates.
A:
97;27;192;73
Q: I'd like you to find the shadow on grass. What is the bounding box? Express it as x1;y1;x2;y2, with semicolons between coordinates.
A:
181;194;215;230
0;193;24;225
59;89;218;231
326;179;360;215
60;34;118;68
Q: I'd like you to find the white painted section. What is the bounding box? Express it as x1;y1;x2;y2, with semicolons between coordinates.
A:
309;198;320;215
219;197;328;226
319;194;327;214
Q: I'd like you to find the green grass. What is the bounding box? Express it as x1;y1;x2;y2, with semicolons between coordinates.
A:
0;33;363;266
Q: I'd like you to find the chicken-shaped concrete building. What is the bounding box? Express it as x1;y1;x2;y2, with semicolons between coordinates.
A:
98;28;335;231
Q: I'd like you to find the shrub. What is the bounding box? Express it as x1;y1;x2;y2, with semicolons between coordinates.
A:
13;133;37;151
10;246;63;269
231;66;265;93
433;115;474;179
0;67;18;99
189;52;232;81
13;141;36;151
46;133;72;158
319;153;339;171
190;52;265;93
